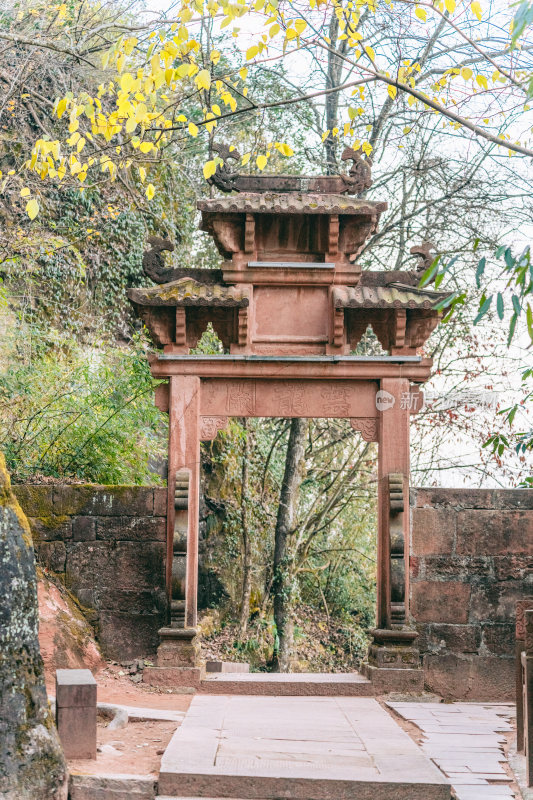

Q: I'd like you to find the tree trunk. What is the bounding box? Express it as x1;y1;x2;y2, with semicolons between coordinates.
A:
238;419;252;637
324;14;348;174
271;417;308;672
0;454;67;800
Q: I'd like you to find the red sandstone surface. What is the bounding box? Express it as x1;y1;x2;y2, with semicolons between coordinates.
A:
69;718;177;777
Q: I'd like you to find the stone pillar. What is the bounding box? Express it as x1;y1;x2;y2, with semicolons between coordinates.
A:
144;376;202;689
56;669;97;759
363;377;423;692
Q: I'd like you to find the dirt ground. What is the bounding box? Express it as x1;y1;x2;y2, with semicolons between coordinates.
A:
68;718;177;776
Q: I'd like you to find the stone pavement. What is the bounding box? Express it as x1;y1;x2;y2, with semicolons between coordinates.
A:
158;695;451;799
388;701;517;800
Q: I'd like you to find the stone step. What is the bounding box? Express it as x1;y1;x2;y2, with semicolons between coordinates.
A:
199;671;374;696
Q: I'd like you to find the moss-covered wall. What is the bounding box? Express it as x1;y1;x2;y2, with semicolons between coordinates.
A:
14;485;167;661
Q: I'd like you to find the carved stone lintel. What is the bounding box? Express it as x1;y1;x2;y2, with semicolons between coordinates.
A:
350;417;378;442
200;416;229;441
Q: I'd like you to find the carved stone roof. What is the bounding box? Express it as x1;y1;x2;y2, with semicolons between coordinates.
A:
127;278;250;307
332;284;449;310
198;194;387;217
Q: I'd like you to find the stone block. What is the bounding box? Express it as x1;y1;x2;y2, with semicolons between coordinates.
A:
423;652;514;701
206;661;250;673
456;509;533;555
72;516;96;542
66;541;165;593
56;668;97;707
95;588;164;614
491;489;533;510
422;555;493;581
95;515;166;542
412;487;494;510
143;666;202;690
54;485;154;517
97;611;162;660
469;582;531;623
13;484;54;517
153;488;168;516
36;541;66;572
27;515;72;542
56;669;97;760
69;773;156;800
411;580;470;624
411;508;455;556
362;664;424;693
481;623;515;655
427;623;480;654
494;555;533;580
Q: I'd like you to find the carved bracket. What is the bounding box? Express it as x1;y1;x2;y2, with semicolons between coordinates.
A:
350;417;378;442
200;416;229;441
238;307;248;347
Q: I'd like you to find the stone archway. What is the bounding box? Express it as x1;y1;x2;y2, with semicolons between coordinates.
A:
129;149;447;692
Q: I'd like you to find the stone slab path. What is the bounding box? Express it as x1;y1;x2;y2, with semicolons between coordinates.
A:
388;701;517;800
200;671;373;696
158;695;451;799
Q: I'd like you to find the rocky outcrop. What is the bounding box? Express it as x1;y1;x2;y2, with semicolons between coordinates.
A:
0;454;67;800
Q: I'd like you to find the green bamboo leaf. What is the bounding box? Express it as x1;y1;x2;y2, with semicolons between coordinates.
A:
474;295;492;324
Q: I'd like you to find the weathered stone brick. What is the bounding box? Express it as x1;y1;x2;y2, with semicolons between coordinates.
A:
456;509;533;555
153;488;168;517
54;486;154;517
27;516;72;542
97;611;162;659
481;623;515;656
96;588;164;615
493;555;533;581
65;541;165;594
423;652;514;701
409;556;422;579
95;516;166;542
491;489;533;510
411;580;471;623
72;517;96;542
36;541;66;573
422;555;493;581
469;582;531;623
411;507;455;555
426;623;480;654
13;485;54;517
412;487;495;510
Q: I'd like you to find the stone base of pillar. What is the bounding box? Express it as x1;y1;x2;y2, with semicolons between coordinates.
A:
156;627;201;667
361;627;424;694
142;627;203;691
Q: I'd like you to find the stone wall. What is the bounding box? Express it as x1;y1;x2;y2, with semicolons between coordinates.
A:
14;485;167;661
410;487;533;701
